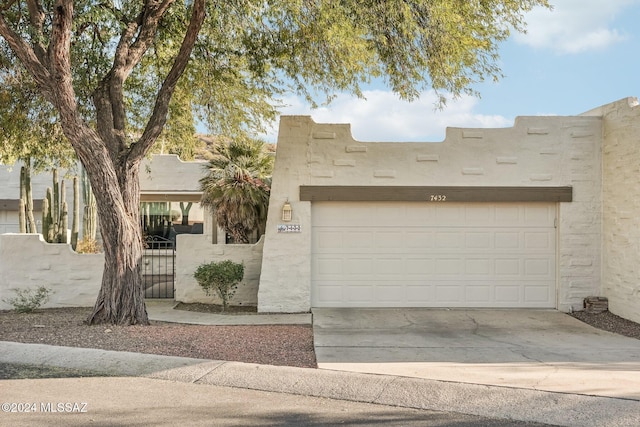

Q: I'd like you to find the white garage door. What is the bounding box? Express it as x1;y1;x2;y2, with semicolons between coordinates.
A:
311;202;557;308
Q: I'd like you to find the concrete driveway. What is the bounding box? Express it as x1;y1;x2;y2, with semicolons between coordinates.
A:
312;308;640;400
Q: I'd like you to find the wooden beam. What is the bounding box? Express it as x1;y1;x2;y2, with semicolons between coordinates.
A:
0;199;44;210
299;186;572;203
140;193;202;202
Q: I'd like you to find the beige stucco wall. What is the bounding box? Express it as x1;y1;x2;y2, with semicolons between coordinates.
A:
0;155;233;309
258;114;603;313
0;154;209;236
0;233;103;309
584;97;640;323
0;163;78;236
139;154;207;194
174;234;263;306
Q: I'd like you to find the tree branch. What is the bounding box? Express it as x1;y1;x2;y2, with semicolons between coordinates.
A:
0;10;52;101
127;0;174;69
129;0;206;162
50;0;76;117
25;0;47;62
95;0;174;160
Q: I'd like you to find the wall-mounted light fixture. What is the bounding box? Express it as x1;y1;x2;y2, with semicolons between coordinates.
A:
281;200;292;222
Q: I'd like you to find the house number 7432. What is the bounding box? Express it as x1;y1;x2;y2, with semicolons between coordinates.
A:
429;195;447;202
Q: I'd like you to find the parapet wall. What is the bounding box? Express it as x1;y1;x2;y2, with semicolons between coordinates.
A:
0;232;262;310
0;233;103;309
259;113;604;313
174;234;263;306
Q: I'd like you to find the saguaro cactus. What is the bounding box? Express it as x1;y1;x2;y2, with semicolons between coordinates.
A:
71;176;80;249
81;167;97;241
41;168;70;244
18;162;37;233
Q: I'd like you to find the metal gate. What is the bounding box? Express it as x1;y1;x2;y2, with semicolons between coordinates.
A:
143;236;175;299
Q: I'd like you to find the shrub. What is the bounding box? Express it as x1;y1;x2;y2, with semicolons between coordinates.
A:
2;286;53;313
194;260;244;311
75;238;101;254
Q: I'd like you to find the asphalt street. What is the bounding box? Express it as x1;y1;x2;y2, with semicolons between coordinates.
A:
1;374;553;427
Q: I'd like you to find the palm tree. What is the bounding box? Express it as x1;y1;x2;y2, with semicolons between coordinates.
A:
200;138;274;244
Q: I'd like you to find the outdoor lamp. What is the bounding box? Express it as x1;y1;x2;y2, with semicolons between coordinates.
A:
282;201;292;222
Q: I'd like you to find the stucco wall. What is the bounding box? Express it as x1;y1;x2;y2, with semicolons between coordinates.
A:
1;154;210;237
0;234;103;309
0;163;79;236
140;154;207;193
585;97;640;323
174;234;263;306
0;232;262;309
259;115;603;313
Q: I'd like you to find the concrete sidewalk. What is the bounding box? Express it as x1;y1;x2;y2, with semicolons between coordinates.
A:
2;303;640;426
145;299;312;325
1;341;640;427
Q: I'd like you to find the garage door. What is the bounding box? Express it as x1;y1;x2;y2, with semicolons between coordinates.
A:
311;202;556;308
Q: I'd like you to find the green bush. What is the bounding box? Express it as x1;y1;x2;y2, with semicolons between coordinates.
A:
2;286;53;313
194;260;244;311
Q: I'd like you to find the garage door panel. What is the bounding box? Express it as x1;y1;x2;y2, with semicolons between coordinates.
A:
316;231;343;249
524;258;552;275
525;285;552;303
375;258;405;275
495;258;521;275
465;258;492;275
494;206;520;222
344;231;374;248
312;280;557;308
525;232;552;249
375;231;406;248
316;228;550;253
465;285;492;303
495;232;520;249
405;258;436;274
405;232;435;248
495;285;520;303
466;232;492;248
315;255;555;279
311;202;556;308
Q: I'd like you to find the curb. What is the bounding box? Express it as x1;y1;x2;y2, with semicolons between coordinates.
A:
2;341;640;427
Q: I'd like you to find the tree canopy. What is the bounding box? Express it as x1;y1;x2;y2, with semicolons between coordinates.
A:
0;0;549;325
1;0;549;145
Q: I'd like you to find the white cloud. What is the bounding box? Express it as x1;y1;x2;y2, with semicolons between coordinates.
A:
515;0;638;54
261;90;513;143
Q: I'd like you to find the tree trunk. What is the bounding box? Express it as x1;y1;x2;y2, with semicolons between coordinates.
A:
229;224;250;244
180;202;192;225
84;155;149;325
0;0;206;325
24;160;37;233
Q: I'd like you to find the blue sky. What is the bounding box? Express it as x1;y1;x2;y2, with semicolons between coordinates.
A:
260;0;640;142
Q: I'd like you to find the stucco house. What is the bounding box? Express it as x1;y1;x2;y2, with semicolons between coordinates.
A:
0;155;209;239
1;97;640;326
257;97;640;325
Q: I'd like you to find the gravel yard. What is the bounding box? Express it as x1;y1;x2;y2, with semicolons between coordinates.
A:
1;305;638;377
0;306;317;369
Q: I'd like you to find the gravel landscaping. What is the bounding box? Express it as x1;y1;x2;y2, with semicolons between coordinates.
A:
1;305;638;379
569;310;640;340
0;306;317;369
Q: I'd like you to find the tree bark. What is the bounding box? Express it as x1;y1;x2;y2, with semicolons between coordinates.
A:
86;159;147;325
0;0;206;325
